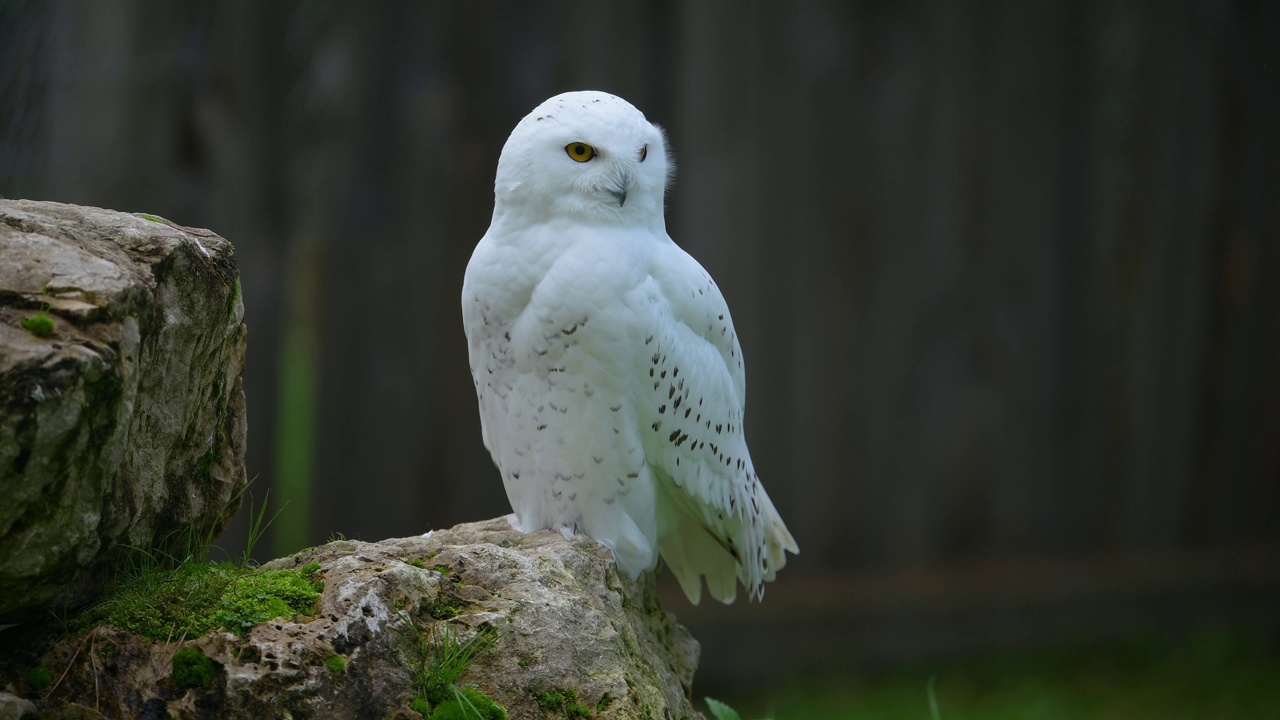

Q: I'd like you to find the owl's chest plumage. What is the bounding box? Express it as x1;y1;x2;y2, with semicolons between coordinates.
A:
462;221;671;560
463;221;654;381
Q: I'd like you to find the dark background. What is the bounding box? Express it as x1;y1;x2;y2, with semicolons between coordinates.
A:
3;0;1278;693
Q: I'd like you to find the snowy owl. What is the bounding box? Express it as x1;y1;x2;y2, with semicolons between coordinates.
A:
461;91;798;604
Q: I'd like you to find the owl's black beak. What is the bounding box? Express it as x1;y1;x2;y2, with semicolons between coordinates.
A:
609;169;632;207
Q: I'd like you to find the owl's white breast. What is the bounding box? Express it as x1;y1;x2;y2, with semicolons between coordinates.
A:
463;218;662;344
461;217;677;560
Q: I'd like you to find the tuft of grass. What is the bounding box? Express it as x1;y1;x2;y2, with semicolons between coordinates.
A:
239;488;283;565
427;687;508;720
394;612;503;718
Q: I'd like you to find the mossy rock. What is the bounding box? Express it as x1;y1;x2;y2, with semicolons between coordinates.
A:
173;648;216;689
0;199;249;623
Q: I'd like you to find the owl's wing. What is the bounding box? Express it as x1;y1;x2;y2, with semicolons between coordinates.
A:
634;243;798;604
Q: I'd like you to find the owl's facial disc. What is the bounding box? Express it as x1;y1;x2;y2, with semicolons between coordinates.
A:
495;91;673;225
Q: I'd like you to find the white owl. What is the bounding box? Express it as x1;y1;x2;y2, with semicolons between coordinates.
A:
462;91;798;604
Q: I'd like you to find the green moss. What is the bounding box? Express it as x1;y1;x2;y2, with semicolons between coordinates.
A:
565;705;591;718
227;276;241;323
595;694;613;713
431;604;460;620
21;313;54;337
325;655;347;674
74;562;319;641
140;213;165;223
85;370;121;403
411;559;427;569
300;562;322;576
428;688;508;720
213;568;321;633
172;648;215;689
194;450;216;483
26;666;53;691
533;688;577;712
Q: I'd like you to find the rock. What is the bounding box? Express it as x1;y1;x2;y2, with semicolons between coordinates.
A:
11;519;703;719
0;691;38;720
0;200;248;622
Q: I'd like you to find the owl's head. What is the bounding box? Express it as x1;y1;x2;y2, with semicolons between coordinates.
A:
493;91;674;227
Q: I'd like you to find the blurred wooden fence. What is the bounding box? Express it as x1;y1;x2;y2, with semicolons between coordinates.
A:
2;0;1277;682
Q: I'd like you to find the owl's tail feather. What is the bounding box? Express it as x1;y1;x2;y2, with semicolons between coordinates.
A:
659;515;740;605
758;490;799;583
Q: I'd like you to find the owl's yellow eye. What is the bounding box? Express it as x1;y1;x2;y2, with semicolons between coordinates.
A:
638;144;648;162
566;142;596;162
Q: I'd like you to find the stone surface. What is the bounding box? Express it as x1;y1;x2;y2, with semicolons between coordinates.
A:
9;519;703;719
0;200;248;621
0;691;37;720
